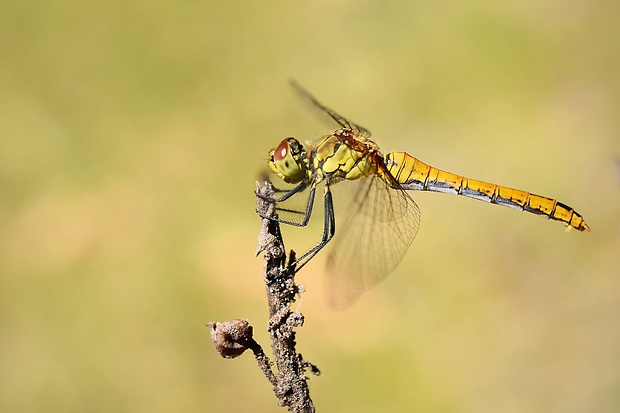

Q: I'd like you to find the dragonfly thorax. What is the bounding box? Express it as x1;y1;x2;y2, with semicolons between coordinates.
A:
312;132;378;183
269;137;308;184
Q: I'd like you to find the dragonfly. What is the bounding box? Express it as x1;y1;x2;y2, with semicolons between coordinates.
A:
264;83;590;308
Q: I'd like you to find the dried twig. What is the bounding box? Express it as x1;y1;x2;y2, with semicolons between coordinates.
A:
209;178;319;412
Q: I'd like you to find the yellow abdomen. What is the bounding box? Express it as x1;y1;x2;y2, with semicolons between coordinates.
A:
384;152;590;231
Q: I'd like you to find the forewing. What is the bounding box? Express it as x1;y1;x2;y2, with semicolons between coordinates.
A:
325;174;421;308
290;81;372;138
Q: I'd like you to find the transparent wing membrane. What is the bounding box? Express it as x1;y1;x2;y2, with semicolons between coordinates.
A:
325;174;421;308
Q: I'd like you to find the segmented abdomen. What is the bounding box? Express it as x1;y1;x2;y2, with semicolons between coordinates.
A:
384;152;590;231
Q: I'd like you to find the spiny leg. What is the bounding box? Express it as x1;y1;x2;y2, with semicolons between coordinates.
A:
256;180;308;203
257;180;337;271
257;181;318;228
274;186;317;227
291;185;336;272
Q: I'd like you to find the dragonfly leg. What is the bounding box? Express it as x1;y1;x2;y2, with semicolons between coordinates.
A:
291;185;336;272
257;182;317;227
272;185;294;194
256;181;307;203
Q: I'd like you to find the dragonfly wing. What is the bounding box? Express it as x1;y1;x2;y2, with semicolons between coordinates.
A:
325;174;421;308
290;80;372;138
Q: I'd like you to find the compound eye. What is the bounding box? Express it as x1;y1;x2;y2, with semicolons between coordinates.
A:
269;138;304;184
274;140;290;162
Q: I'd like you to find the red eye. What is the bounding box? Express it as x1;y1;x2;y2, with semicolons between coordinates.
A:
274;140;289;161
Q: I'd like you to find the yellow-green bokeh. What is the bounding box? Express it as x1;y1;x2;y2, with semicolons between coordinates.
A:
1;1;619;412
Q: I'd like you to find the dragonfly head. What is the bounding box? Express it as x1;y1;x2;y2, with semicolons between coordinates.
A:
269;137;306;184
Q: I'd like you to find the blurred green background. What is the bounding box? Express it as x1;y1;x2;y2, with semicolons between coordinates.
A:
1;1;619;412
